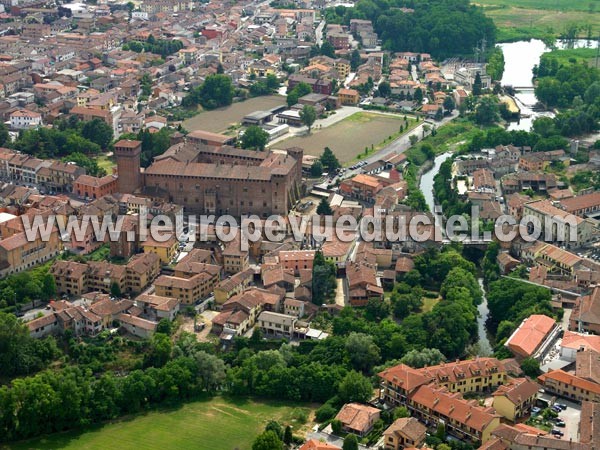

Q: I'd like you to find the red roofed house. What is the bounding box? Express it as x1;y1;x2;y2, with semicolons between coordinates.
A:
340;174;384;202
299;440;341;450
335;403;380;436
505;314;557;359
492;377;539;422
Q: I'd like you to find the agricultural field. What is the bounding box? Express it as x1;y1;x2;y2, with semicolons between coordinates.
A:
182;95;286;133
274;112;408;164
475;0;600;41
4;397;313;450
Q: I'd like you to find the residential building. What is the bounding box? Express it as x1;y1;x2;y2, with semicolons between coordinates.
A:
135;294;180;321
74;174;118;199
141;235;178;264
335;403;381;437
570;286;600;334
118;313;157;338
492;378;539;422
537;369;600;403
9;109;42;129
222;240;249;274
214;269;254;304
338;88;360;105
383;417;427;450
299;440;340;450
257;311;296;338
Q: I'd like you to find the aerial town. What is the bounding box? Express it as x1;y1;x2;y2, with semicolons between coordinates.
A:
0;0;599;448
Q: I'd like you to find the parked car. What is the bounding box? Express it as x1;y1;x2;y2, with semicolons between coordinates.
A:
531;407;541;414
551;405;562;413
556;403;567;410
555;421;566;427
551;429;564;437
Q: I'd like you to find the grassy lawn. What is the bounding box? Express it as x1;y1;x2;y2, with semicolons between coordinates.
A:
3;397;314;450
475;0;595;12
406;119;479;165
276;112;410;164
480;4;600;41
95;154;115;174
543;47;600;67
421;296;441;313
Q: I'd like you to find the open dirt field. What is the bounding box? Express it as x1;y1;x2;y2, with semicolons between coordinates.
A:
182;95;286;133
274;112;404;164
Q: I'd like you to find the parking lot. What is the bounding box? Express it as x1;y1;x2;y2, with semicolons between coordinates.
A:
536;393;581;441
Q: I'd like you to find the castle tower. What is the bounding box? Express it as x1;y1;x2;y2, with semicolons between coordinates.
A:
114;139;142;194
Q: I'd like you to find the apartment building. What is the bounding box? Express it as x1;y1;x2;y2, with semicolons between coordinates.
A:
538;369;600;403
492;378;539;422
257;310;296;338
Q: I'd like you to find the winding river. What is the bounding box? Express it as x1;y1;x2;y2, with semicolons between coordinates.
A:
417;38;599;355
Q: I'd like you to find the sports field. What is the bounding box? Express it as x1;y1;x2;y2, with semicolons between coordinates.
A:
182;95;287;133
3;397;313;450
275;112;411;164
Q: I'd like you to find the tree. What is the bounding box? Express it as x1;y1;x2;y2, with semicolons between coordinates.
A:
266;73;280;91
110;281;121;298
0;122;8;147
240;125;269;151
350;49;361;71
144;333;172;368
300;105;317;133
156;318;172;335
400;348;445;368
434;107;444;121
311;251;337;305
474;96;499;126
378;81;391;98
409;134;418;146
521;357;541;377
443;96;455;113
287;82;312;107
413;87;423;104
183;74;233;109
473;72;482;96
394;406;410;419
310;160;324;177
345;332;380;372
252;430;283;450
283;426;293;446
265;420;284;440
81;118;114;150
320;146;341;171
343;434;359;450
338;370;373;403
331;419;343;435
320;41;336;58
317;198;333;215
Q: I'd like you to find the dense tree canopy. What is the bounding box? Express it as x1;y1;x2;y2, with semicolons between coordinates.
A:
325;0;496;59
183;74;234;109
240;125;269;151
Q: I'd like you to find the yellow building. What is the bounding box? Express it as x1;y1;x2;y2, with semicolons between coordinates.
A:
141;235;178;264
492;378;539;422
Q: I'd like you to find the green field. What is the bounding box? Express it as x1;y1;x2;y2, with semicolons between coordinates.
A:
476;0;596;12
543;47;600;67
95;154;115;174
3;397;313;450
274;112;411;164
474;0;600;41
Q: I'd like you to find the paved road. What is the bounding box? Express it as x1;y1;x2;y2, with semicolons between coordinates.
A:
315;20;325;46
